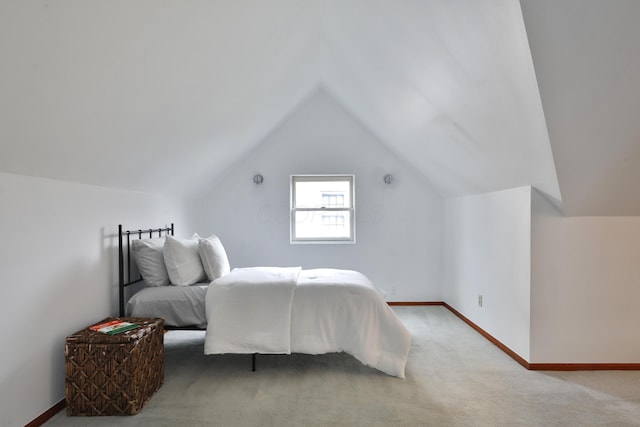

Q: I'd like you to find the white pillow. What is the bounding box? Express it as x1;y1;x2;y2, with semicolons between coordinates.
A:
198;234;231;281
163;234;206;286
131;238;170;287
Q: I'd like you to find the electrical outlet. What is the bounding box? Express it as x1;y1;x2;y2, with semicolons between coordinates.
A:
478;294;483;307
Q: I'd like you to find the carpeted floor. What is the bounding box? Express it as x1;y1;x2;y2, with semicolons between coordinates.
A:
46;306;640;426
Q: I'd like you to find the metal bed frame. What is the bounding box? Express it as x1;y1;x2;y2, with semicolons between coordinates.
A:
118;223;174;318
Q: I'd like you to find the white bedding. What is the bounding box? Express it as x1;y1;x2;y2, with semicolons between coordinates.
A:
204;266;300;354
204;267;411;378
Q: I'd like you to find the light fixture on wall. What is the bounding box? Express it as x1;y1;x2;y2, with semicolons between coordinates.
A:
383;174;393;185
253;174;264;184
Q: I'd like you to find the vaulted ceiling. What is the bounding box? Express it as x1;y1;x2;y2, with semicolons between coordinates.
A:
521;0;640;216
1;1;639;216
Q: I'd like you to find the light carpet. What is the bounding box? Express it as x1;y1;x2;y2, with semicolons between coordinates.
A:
45;306;640;426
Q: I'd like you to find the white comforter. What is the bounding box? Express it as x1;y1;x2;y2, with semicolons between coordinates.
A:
204;267;411;378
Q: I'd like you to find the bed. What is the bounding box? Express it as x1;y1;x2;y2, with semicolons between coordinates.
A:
119;224;411;378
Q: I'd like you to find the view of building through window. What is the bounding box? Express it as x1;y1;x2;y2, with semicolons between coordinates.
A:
291;175;354;242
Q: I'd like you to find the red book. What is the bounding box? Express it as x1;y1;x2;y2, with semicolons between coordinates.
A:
89;320;123;332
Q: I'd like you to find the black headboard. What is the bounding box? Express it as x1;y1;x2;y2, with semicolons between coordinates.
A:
118;223;174;316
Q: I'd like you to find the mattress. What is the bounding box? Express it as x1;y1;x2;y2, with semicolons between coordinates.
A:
126;283;208;328
126;268;411;377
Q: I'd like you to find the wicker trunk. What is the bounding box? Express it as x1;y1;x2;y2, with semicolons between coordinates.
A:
65;317;164;416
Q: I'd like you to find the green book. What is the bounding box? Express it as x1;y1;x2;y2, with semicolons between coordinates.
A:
104;322;139;335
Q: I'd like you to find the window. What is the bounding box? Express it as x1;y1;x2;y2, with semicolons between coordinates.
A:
290;175;355;243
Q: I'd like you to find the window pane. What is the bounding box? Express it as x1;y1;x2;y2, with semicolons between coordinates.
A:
294;180;351;208
291;175;355;243
294;210;351;239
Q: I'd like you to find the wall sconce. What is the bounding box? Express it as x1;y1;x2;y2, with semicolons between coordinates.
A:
253;174;264;184
383;174;393;184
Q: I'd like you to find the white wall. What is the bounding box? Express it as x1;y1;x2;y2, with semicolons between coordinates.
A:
0;172;189;427
189;90;443;301
531;189;640;363
443;187;532;361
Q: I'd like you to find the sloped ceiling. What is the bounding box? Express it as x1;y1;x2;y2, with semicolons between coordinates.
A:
1;1;586;211
521;0;640;216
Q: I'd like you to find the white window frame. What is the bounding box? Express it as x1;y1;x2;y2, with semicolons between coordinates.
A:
290;174;355;244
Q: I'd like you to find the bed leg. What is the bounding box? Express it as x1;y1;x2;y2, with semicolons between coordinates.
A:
252;353;256;372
